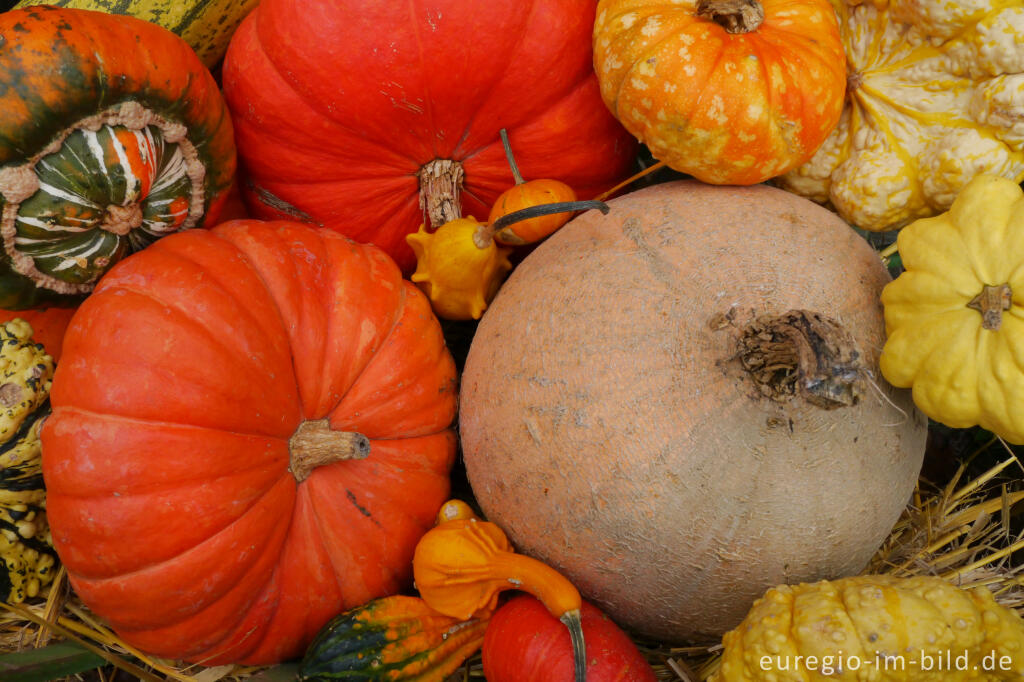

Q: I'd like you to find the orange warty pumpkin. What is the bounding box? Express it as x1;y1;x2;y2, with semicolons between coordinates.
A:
593;0;847;185
41;220;458;665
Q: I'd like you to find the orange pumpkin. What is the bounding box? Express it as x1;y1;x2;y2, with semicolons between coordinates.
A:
42;220;458;664
593;0;846;185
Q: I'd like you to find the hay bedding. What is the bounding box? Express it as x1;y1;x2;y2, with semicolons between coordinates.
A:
2;429;1022;682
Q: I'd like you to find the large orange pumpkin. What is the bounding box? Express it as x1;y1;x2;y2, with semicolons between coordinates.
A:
221;0;637;272
41;220;458;664
592;0;846;185
459;181;927;644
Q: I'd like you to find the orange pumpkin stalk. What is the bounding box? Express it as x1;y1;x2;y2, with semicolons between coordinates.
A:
413;500;587;682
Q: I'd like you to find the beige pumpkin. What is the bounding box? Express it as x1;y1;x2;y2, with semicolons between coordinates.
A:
459;180;928;644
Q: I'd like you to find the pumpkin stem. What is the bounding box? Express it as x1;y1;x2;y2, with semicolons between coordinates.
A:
967;283;1012;331
560;610;587;682
476;200;610;249
418;159;465;229
736;310;868;409
498;129;526;186
288;419;370;482
99;204;144;236
696;0;764;33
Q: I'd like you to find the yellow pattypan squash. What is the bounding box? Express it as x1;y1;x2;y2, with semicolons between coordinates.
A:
880;174;1024;443
406;218;512;321
778;0;1024;232
712;574;1024;681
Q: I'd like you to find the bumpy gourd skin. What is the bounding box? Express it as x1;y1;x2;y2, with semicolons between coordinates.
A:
778;0;1024;232
0;319;57;604
407;218;513;321
713;575;1024;682
880;174;1024;444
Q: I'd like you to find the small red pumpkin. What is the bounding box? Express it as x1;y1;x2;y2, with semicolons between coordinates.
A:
482;595;657;682
41;219;458;665
221;0;637;271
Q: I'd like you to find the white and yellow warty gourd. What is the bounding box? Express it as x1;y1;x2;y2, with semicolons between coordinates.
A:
777;0;1024;232
713;575;1024;682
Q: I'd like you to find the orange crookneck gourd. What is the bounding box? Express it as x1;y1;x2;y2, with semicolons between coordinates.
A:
413;499;588;682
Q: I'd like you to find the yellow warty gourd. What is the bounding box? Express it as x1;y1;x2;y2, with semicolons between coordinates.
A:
777;0;1024;232
713;575;1024;682
0;319;57;604
406;218;512;321
879;174;1024;443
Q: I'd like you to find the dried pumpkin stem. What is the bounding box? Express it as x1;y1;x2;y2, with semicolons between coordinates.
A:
474;200;610;248
967;283;1012;331
696;0;764;33
736;310;868;409
418;159;465;228
288;418;370;482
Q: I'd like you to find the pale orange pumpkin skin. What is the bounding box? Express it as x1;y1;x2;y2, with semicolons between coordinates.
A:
593;0;846;185
459;181;926;644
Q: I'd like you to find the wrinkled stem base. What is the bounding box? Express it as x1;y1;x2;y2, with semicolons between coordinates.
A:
418;159;465;229
288;419;370;482
737;310;867;409
967;283;1012;331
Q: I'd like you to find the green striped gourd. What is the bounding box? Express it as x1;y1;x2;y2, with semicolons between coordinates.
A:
298;595;489;681
12;0;260;68
0;7;235;309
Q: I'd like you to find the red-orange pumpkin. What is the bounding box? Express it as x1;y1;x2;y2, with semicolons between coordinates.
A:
221;0;637;271
41;220;458;664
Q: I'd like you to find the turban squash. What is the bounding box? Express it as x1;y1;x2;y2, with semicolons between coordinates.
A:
0;7;235;309
41;220;458;664
220;0;637;272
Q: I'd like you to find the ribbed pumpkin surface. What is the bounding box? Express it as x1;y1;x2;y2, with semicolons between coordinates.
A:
42;220;458;664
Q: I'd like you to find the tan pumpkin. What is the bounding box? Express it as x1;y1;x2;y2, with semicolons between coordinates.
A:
459;180;928;644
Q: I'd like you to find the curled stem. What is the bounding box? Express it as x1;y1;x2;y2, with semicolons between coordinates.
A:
475;200;610;249
561;610;587;682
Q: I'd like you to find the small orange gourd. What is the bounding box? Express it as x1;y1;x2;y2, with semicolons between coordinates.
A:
488;130;579;245
413;499;588;682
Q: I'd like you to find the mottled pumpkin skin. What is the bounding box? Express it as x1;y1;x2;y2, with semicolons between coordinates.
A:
460;181;927;644
0;7;235;309
593;0;846;185
221;0;637;272
41;220;458;664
